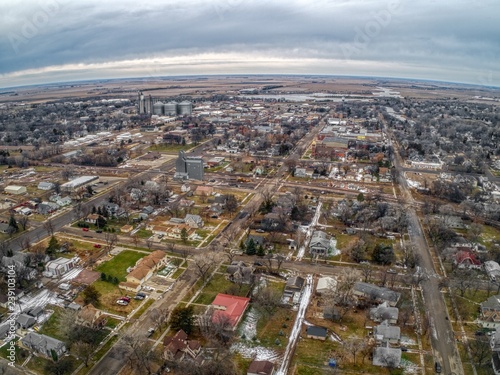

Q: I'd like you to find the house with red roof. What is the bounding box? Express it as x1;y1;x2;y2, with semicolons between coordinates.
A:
211;293;250;329
455;250;481;270
163;329;201;361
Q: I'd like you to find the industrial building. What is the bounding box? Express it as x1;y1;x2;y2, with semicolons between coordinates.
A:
4;185;27;195
137;91;192;116
60;176;99;192
174;151;204;180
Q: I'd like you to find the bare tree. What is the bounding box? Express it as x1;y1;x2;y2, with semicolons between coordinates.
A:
199;308;235;347
149;307;169;331
104;232;118;254
145;237;154;251
346;338;363;364
253;286;282;317
43;219;55;236
17;215;29;231
190;251;222;283
72;341;94;367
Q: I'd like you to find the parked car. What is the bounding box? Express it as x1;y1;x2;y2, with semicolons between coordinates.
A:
96;230;103;233
94;244;102;248
116;300;128;306
134;292;146;300
119;296;131;303
147;328;155;337
435;361;441;373
82;228;89;232
401;346;408;352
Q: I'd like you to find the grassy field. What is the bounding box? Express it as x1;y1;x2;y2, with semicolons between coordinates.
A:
38;305;67;341
135;228;153;239
96;250;144;281
194;273;251;305
148;143;193;153
170;267;185;280
256;307;295;348
86;280;139;316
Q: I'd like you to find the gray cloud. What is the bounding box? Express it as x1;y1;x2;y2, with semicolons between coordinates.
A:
0;0;499;87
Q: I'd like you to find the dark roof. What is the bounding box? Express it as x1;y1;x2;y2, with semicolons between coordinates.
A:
306;326;328;338
247;360;275;375
286;276;305;290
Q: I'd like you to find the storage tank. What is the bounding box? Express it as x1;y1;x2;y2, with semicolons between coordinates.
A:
177;101;192;115
153;101;164;115
164;101;178;116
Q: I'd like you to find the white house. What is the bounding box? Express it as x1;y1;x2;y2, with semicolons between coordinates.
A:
38;182;55;191
45;257;77;277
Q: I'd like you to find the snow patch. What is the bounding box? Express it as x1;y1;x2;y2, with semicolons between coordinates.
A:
231;342;281;362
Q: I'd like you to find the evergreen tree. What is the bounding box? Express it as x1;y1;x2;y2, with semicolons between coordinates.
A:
246;239;256;256
8;215;18;232
46;236;59;257
181;228;188;244
257;244;265;257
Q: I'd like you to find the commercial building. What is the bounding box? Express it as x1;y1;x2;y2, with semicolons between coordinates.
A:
60;176;98;192
174;151;204;180
4;185;27;195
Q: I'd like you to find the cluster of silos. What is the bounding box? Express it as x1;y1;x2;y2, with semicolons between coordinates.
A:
151;100;192;116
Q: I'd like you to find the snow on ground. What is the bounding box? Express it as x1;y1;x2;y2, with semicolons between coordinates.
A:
330;331;343;344
17;289;64;314
276;274;313;375
59;267;83;282
231;342;281;362
400;336;416;346
238;307;260;340
296;203;322;261
401;358;419;374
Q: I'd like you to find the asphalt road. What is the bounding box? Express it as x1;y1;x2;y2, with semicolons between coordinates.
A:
389;125;464;375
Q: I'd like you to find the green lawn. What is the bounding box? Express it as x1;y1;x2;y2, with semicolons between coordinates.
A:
96;250;144;281
0;337;30;365
257;307;295;347
131;299;154;320
135;228;153;239
148;143;193;153
170;267;185;280
193;273;251;305
38;305;67;341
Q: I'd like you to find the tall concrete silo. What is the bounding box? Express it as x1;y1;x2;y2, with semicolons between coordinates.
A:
164;101;178;116
177;101;192;115
153;101;164;115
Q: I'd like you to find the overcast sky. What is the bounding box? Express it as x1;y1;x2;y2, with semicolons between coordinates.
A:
0;0;499;88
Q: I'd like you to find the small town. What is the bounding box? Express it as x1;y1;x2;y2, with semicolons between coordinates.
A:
0;75;498;375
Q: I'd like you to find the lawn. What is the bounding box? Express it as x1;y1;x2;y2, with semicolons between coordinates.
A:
85;280;139;316
38;305;67;341
0;337;30;365
135;228;153;239
292;336;339;368
148;143;193;153
131;299;154;320
256;307;296;348
96;250;144;281
194;273;251;305
170;267;185;280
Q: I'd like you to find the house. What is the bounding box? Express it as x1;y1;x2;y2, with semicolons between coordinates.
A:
211;293;250;328
309;230;334;256
491;327;500;374
353;282;401;307
4;185;27;195
85;214;100;225
0;323;10;340
479;295;500;328
370;302;399;324
38;181;55;191
285;276;305;294
121;224;134;233
119;250;168;291
455;251;482;269
246;235;265;248
76;304;107;329
294;168;308;178
27;306;44;318
316;276;337;295
45;257;77;277
194;185;213;196
226;261;255;284
20;332;66;358
37;202;59;215
184;214;204;229
163;329;201;361
374;320;400;344
372;344;401;368
485;261;500;281
16;313;36;330
247;360;276;375
306;326;328;341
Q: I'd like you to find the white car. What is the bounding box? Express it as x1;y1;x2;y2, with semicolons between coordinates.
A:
116;300;128;306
